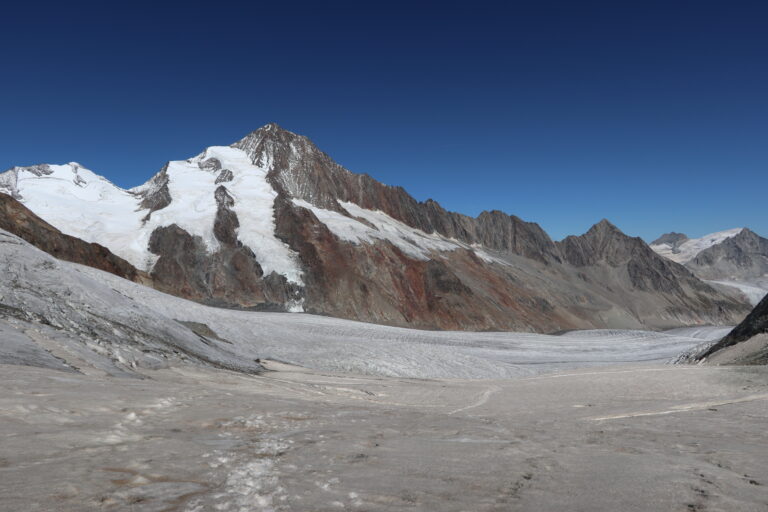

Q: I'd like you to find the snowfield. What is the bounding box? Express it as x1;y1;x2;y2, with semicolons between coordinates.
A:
0;148;304;283
650;228;743;264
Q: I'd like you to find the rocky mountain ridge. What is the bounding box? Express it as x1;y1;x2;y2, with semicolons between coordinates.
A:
0;124;751;331
652;227;768;305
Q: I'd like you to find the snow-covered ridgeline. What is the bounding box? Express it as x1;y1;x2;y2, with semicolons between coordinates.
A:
651;228;744;264
0;147;303;284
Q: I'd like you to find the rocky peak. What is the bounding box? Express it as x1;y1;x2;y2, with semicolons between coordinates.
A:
686;227;768;281
557;219;642;267
588;218;622;236
651;232;689;249
233;123;322;169
232;124;349;211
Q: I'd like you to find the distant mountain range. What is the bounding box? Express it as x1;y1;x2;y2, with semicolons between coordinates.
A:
651;228;768;305
0;124;751;331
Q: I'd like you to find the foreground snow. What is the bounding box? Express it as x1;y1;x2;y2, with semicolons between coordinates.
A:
2;362;767;512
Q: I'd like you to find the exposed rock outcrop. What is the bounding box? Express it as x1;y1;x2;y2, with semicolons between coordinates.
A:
650;232;688;252
695;294;768;364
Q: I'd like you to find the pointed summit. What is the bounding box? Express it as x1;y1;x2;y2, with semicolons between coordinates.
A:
587;218;622;236
651;232;688;247
558;219;654;267
233;123;307;152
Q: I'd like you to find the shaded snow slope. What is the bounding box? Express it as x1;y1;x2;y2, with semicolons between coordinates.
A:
651;228;744;264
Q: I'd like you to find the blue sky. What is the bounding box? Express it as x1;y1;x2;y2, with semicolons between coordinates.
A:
2;1;766;241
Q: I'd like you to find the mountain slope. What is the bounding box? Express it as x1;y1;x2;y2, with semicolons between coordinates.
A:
0;124;750;331
694;294;768;365
687;229;768;281
650;228;744;264
0;194;147;283
652;228;768;305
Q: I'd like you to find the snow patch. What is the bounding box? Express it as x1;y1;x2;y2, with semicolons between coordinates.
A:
292;198;484;261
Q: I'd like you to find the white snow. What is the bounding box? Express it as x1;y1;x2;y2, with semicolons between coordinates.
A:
651;228;744;264
198;146;302;284
0;148;303;285
292;199;481;261
706;280;768;306
1;163;154;269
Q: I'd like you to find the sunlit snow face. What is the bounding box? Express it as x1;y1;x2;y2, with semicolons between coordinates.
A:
1;147;305;287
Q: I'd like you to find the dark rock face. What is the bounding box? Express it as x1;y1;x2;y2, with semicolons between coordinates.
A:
215;169;234;184
0;195;146;283
213;186;239;246
686;229;768;281
273;196;575;330
136;164;172;222
147;223;299;310
697;294;768;363
651;232;689;250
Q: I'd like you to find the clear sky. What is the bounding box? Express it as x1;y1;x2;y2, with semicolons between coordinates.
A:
2;1;766;241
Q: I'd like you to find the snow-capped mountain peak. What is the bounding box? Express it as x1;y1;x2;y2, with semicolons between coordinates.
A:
0;124;752;329
0;143;304;288
650;228;744;264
